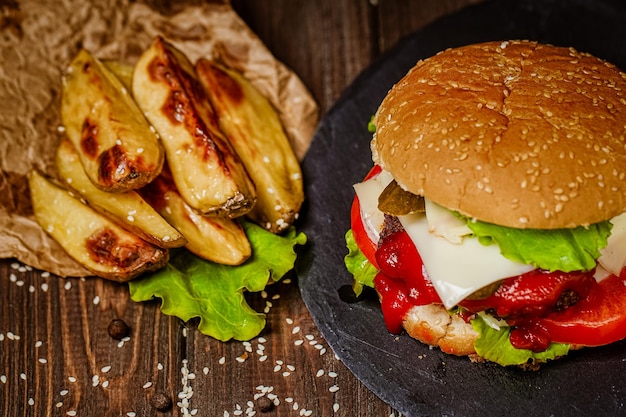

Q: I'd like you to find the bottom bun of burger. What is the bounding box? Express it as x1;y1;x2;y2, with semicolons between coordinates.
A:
403;304;477;357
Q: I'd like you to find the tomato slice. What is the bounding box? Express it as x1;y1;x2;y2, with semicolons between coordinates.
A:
350;165;382;268
539;270;626;346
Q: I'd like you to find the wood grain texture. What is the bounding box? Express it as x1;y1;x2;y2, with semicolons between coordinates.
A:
0;1;479;416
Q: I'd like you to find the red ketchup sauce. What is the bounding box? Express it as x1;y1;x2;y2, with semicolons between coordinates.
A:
373;229;440;334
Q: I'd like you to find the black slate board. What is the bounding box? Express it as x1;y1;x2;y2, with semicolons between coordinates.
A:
297;0;626;416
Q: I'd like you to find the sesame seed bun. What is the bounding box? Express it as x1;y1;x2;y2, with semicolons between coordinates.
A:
372;40;626;229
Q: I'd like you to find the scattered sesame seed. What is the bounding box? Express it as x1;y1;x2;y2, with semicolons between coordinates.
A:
333;403;340;412
64;281;72;290
0;375;6;384
66;411;77;416
38;358;47;364
68;376;77;383
102;380;110;388
158;363;164;371
20;372;26;380
219;357;226;365
292;326;300;334
101;365;112;373
329;385;339;393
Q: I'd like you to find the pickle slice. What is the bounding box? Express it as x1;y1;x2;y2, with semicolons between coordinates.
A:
377;180;425;216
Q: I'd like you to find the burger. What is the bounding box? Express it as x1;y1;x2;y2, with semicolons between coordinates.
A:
344;40;626;368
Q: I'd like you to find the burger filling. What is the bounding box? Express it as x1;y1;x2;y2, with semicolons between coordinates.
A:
346;166;626;365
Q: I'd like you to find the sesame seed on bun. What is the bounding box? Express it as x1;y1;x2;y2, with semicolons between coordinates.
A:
372;40;626;229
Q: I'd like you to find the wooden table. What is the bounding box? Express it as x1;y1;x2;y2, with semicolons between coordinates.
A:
1;0;480;415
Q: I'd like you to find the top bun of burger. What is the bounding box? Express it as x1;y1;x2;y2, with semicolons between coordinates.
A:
372;40;626;229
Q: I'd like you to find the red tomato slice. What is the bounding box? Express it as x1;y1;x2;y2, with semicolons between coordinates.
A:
540;270;626;346
350;166;382;268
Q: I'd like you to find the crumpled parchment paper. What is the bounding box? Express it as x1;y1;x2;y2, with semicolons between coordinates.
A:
0;0;319;277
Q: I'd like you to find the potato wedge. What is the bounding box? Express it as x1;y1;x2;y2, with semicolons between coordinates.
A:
61;49;164;192
132;37;256;218
56;138;186;249
195;59;304;233
28;170;168;282
103;60;133;91
139;167;251;266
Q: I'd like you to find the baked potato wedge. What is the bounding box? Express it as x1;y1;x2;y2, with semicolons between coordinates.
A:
140;167;251;266
196;59;304;233
61;49;164;192
132;37;256;218
56;138;186;249
103;60;133;91
28;170;168;282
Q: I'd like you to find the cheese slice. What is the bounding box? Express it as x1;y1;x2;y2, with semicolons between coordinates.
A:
424;199;472;244
598;212;626;276
399;212;534;309
353;170;393;244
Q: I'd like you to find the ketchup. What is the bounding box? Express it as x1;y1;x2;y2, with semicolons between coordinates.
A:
373;229;441;333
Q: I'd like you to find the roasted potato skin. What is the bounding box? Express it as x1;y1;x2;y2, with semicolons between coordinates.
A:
132;37;256;218
195;59;304;233
28;170;169;281
61;49;164;192
139;167;251;266
56;138;186;249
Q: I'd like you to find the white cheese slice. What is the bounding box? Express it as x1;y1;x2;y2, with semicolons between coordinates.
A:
352;170;393;244
398;212;535;309
597;212;626;276
424;199;472;244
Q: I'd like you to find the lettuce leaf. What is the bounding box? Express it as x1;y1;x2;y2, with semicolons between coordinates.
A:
344;229;377;296
471;314;570;367
128;221;306;341
464;218;612;272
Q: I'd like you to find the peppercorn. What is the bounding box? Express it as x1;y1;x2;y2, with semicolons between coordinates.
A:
151;392;173;412
256;396;274;413
107;319;130;340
